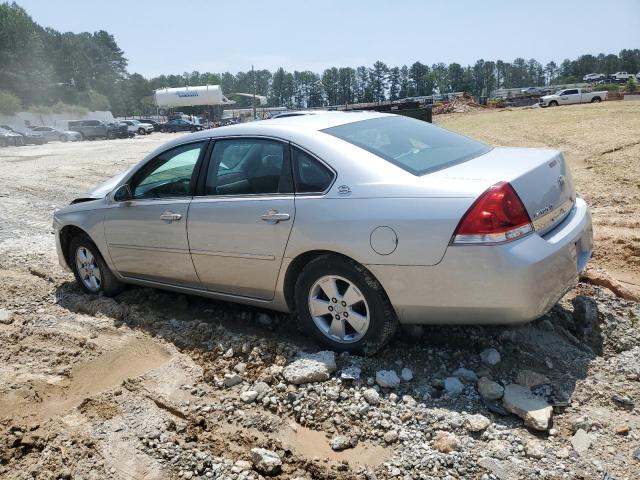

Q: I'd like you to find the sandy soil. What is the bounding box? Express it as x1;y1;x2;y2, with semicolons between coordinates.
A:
0;111;638;480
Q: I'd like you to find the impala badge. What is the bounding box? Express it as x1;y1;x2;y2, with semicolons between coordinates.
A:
534;205;553;218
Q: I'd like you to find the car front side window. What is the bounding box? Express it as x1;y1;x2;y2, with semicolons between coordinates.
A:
205;138;291;196
130;141;206;199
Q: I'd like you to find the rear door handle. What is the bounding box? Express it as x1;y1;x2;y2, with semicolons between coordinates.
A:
160;211;182;222
261;209;290;222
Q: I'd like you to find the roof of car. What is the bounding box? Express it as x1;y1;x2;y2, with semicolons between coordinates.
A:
263;110;389;130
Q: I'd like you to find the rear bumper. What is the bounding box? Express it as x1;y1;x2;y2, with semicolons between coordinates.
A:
367;197;592;325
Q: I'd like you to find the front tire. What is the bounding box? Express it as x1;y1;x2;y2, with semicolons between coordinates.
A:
294;255;398;354
549;100;558;107
138;127;145;135
69;236;125;297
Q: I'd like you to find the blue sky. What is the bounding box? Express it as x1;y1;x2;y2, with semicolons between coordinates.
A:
15;0;640;77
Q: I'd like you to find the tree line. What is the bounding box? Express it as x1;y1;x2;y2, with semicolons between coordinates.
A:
1;2;639;116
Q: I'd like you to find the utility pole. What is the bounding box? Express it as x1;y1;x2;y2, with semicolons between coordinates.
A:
252;65;257;120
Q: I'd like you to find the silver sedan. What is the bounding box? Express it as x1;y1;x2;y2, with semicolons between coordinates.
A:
30;126;82;142
53;112;593;352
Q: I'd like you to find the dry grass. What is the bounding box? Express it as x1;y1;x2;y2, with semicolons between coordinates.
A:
438;102;640;293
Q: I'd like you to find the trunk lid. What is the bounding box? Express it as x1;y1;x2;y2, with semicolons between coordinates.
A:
428;147;576;235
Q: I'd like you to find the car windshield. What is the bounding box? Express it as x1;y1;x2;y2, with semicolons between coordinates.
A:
323;116;490;176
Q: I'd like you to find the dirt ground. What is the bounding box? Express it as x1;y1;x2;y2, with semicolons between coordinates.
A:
0;105;639;480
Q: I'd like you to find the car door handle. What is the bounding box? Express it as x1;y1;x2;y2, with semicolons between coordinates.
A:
160;211;182;222
261;210;290;222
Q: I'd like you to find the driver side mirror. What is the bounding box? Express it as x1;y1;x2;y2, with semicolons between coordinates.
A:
112;184;132;202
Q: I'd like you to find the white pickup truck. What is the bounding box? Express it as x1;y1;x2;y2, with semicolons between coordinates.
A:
539;88;607;107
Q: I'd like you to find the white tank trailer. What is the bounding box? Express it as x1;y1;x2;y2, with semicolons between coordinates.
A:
154;85;234;108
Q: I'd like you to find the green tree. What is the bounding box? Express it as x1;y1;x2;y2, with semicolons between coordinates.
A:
0;89;22;114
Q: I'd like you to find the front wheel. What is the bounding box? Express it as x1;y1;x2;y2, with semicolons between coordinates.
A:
549;100;558;107
69;236;125;297
294;255;398;354
138;127;145;135
59;134;68;142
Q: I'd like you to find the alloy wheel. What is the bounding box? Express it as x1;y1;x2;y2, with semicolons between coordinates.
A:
308;275;370;343
75;246;101;292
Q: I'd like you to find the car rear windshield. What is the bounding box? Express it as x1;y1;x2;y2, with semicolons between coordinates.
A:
322;115;491;176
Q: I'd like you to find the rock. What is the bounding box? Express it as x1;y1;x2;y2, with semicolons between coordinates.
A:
502;384;553;431
571;428;592;454
234;362;247;373
253;381;271;400
402;394;416;406
516;370;550;388
612;393;635;410
256;312;273;326
330;435;358;451
556;447;570;459
250;448;282;475
432;431;459;453
453;367;478;383
363;388;380;406
375;370;400;389
340;366;361;381
633;447;640;462
478;377;504;401
240;390;258;403
465;413;491;432
235;460;253;471
615;425;630;435
383;430;399;444
480;348;501;366
524;439;545;459
400;368;413;382
444;376;464;396
486;439;510;460
223;373;242;388
282;351;336;384
477;457;512;480
0;309;14;325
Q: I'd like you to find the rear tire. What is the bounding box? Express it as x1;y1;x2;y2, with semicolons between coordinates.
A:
69;235;125;297
293;255;398;354
591;96;601;103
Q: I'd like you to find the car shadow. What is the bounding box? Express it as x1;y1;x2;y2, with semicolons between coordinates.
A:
54;280;605;434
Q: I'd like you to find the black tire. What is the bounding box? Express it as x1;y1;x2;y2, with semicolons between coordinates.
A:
59;134;68;142
69;235;125;297
549;100;558;107
591;96;601;103
138;127;145;135
293;254;398;354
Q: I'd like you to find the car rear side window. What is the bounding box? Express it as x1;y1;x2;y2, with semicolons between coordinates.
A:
205;138;292;196
323;115;490;176
292;147;334;193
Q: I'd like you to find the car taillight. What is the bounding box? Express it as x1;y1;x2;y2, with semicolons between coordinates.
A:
451;181;533;245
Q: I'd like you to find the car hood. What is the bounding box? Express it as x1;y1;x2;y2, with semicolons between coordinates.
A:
541;94;558;100
80;167;134;199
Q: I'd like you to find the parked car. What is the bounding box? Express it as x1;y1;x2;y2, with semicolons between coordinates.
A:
139;119;163;131
539;88;607;107
612;71;633;81
0;127;24;146
0;124;47;145
520;87;547;95
67;120;109;140
162;119;202;133
53;112;592;353
583;73;605;82
107;122;134;139
30;125;82;142
121;119;154;135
